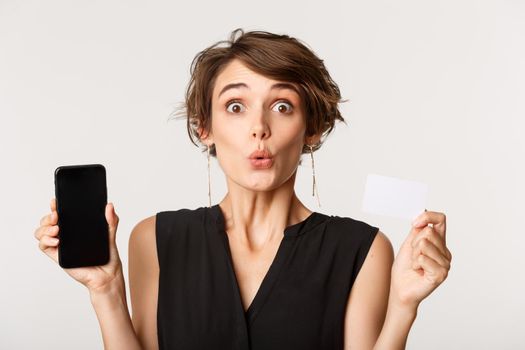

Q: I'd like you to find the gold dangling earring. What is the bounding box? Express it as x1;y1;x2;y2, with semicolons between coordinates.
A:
207;144;211;207
308;144;321;207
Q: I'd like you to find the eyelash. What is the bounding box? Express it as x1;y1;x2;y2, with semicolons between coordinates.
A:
225;99;294;114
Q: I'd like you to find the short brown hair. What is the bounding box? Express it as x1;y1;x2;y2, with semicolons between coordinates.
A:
171;28;347;157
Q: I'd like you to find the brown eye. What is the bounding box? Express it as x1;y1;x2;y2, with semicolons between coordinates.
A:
226;101;245;114
273;101;293;114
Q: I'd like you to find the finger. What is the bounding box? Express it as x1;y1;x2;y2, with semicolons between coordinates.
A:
412;210;446;242
40;210;58;227
40;212;52;226
34;224;59;240
404;217;427;245
412;254;449;285
411;225;447;257
39;234;60;251
38;236;59;263
434;215;446;244
446;247;453;262
411;210;445;227
105;202;119;244
49;198;58;225
412;238;450;270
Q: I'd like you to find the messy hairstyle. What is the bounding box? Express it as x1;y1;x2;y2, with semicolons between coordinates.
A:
170;28;347;158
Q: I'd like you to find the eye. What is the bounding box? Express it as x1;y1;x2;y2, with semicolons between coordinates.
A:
226;100;246;114
272;100;294;114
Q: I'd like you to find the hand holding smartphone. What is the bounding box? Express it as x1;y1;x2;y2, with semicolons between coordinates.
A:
34;163;124;293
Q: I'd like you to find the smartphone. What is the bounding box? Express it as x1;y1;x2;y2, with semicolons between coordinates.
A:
54;164;109;268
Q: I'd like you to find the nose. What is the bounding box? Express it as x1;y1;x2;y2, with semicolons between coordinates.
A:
250;111;271;141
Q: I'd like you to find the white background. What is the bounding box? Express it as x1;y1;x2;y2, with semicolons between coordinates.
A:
1;0;524;348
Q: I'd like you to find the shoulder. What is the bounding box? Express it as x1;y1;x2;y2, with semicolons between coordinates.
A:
344;214;393;278
364;229;394;269
325;214;382;247
130;214;156;242
131;214;156;235
327;214;379;234
129;214;158;264
156;206;209;229
350;228;394;303
150;207;212;257
324;214;392;283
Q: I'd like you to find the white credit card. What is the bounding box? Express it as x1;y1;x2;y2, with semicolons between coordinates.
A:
362;174;428;221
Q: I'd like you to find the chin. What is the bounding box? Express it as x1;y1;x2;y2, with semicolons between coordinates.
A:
243;173;279;191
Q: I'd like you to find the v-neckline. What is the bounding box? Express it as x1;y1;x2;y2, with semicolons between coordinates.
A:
210;204;317;325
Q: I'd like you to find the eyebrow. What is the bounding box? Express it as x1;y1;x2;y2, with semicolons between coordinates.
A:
217;82;300;99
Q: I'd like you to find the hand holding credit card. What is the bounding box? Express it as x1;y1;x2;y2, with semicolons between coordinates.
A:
361;173;451;310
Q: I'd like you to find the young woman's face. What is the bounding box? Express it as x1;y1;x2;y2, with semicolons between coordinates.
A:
205;58;312;192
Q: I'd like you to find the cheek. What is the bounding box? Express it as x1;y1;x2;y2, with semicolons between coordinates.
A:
214;124;245;155
275;119;306;152
211;121;243;170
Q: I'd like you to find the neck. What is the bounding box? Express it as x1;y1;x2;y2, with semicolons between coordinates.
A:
218;171;312;251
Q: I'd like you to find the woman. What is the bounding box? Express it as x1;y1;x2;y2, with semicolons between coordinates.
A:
34;28;451;349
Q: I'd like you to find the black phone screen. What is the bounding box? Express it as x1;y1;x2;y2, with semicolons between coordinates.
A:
54;164;109;268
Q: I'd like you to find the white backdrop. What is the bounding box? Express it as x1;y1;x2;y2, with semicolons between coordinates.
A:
1;0;524;348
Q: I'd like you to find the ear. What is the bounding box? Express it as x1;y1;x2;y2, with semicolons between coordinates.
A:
197;125;214;146
304;133;321;146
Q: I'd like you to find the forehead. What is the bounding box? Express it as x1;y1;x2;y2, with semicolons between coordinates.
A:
215;59;257;83
213;59;300;99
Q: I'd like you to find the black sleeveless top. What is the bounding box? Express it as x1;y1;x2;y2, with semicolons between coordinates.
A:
156;204;379;350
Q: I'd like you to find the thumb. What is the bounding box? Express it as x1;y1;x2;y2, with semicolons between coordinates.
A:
105;202;119;244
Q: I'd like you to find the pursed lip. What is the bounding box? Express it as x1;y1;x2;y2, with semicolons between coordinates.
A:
248;149;273;159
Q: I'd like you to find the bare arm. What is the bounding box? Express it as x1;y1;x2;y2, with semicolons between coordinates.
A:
344;210;451;349
89;214;159;350
344;231;396;349
128;215;159;350
343;231;418;349
90;276;142;350
373;298;417;349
